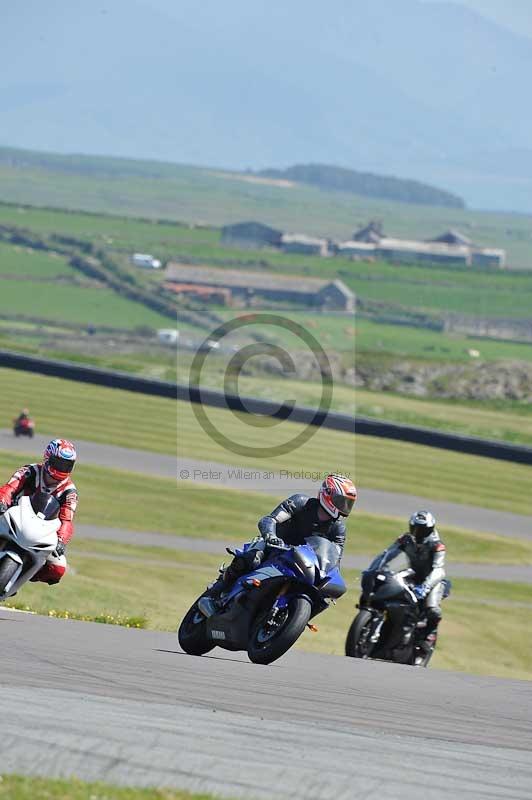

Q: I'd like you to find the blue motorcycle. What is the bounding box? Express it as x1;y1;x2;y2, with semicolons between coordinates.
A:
178;536;346;664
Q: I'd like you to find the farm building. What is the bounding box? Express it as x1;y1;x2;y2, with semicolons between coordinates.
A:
165;263;355;312
337;241;377;258
429;229;472;247
341;223;506;268
376;238;470;266
221;221;282;248
163;282;232;305
470;249;506;268
351;221;383;243
280;233;330;257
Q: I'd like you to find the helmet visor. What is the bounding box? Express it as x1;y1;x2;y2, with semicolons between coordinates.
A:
47;454;75;475
411;523;433;539
332;493;355;516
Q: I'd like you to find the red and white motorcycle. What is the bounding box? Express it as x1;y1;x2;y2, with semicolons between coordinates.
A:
0;492;60;598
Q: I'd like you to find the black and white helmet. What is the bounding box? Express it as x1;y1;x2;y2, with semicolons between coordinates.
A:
409;510;436;543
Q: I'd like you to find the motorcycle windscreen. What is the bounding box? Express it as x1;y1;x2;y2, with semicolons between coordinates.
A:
304;536;341;576
30;491;60;520
367;545;410;573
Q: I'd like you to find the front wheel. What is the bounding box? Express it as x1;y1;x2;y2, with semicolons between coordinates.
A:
177;598;214;656
248;596;312;665
0;555;21;595
345;609;375;658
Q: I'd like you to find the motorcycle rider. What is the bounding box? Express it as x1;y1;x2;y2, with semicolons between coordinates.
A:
15;408;31;423
201;473;357;615
0;439;78;585
391;510;447;654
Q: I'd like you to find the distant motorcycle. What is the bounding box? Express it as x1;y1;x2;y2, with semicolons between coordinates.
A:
345;545;450;668
13;417;35;438
0;492;60;598
178;536;346;664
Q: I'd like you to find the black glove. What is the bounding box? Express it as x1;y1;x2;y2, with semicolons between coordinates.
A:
54;540;66;558
0;501;8;514
264;533;285;548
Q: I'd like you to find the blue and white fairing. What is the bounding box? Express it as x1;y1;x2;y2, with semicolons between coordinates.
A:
225;535;346;608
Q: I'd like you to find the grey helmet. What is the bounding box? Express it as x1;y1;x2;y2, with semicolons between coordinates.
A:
409;510;436;543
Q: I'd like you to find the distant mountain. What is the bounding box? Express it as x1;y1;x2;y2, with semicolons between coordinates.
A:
2;0;532;211
258;164;465;208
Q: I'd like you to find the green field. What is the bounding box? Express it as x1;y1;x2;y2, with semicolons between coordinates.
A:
0;238;171;330
355;318;532;362
3;201;532;321
0;240;72;277
0;775;217;800
1;153;532;268
0;277;170;328
355;388;532;446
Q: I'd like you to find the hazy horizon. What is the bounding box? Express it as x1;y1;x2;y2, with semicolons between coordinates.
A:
2;0;532;212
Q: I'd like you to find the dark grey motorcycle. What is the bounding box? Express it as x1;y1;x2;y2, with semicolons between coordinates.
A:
345;545;449;667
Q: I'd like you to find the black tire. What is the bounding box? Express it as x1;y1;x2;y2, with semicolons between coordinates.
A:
0;556;21;595
345;609;374;658
248;596;312;665
177;598;214;656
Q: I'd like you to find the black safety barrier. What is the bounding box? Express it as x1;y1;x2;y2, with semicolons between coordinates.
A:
1;349;531;465
0;349;176;399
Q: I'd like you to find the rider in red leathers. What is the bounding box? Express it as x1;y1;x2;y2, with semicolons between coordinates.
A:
0;439;78;585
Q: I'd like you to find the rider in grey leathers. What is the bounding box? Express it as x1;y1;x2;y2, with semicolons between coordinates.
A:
391;510;447;653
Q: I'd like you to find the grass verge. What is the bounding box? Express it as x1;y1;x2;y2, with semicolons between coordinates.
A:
0;365;530;514
0;775;219;800
0;451;530;564
0;367;175;454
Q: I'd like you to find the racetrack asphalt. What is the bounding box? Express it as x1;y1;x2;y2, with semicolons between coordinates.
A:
1;430;531;541
74;525;532;584
0;609;530;800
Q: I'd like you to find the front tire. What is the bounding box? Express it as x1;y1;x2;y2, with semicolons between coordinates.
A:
345;609;374;658
178;598;214;656
0;556;21;595
248;596;312;665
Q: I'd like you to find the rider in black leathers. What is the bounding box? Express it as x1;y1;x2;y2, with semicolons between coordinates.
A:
204;474;356;612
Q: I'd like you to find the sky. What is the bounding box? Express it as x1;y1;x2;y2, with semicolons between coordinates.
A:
423;0;532;40
2;0;532;211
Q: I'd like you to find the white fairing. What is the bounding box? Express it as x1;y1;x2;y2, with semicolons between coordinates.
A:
0;496;60;599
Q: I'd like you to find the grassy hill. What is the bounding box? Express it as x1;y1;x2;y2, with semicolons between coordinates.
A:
0;147;531;268
0;239;172;330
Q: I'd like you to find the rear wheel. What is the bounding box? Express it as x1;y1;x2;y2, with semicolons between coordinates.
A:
177;598;214;656
248;596;312;665
0;556;21;595
345;609;375;658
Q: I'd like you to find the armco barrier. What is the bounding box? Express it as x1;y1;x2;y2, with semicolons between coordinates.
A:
1;350;531;465
0;349;176;399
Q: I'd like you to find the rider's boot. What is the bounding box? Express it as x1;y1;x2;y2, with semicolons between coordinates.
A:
198;564;238;618
421;631;437;654
415;631;438;665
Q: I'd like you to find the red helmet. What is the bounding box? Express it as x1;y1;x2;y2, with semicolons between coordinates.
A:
43;438;77;481
319;474;357;518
